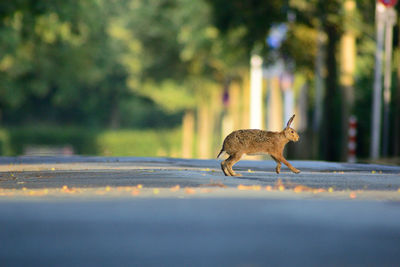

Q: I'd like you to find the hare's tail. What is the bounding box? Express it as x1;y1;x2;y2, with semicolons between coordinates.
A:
217;149;225;158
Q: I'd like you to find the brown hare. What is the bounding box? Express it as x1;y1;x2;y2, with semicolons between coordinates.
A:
217;114;300;176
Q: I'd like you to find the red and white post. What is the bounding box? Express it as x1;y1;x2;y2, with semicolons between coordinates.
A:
348;116;357;163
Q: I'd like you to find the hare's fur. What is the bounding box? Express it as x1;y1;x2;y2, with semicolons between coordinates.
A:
218;115;300;176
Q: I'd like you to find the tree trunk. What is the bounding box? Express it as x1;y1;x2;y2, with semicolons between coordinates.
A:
339;0;356;161
197;101;211;159
394;24;400;157
321;23;341;161
109;104;120;129
182;110;194;158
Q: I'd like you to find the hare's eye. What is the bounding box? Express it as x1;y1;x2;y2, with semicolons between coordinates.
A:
291;130;294;133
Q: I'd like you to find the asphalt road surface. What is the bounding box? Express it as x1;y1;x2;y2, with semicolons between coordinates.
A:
1;156;400;267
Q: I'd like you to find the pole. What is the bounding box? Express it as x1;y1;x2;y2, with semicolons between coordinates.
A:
281;71;294;127
382;7;397;156
395;20;400;156
371;2;386;159
250;54;263;129
340;0;356;161
348;116;357;163
313;28;325;133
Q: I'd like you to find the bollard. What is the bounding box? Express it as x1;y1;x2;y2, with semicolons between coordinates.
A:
348;116;357;163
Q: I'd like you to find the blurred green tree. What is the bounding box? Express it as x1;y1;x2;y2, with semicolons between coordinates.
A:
207;0;285;54
0;0;181;128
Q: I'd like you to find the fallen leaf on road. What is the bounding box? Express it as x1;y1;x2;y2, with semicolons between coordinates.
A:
0;191;14;197
252;185;261;191
131;188;140;196
237;185;249;190
293;185;311;193
170;185;180;192
185;187;196;194
237;185;261;191
26;189;49;196
200;182;227;188
274;179;285;191
313;188;326;193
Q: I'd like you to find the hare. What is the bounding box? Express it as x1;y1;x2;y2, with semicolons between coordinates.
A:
217;114;300;176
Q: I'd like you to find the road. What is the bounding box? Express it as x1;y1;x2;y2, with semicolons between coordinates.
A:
1;156;400;267
1;156;399;192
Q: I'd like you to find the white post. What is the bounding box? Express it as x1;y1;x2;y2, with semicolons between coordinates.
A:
281;72;294;127
371;2;386;159
250;54;263;129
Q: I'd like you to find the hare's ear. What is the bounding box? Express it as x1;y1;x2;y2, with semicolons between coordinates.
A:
286;114;295;128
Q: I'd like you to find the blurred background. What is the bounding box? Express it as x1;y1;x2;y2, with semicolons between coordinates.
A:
0;0;399;163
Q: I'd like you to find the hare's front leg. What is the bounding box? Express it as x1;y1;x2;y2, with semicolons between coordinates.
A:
274;154;300;174
222;154;242;176
271;156;281;174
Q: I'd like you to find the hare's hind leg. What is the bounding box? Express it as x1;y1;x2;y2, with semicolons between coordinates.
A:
271;155;281;174
274;154;300;174
225;153;242;176
221;160;231;176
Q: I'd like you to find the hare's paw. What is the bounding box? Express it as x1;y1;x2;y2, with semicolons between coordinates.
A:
275;166;281;174
228;167;242;176
292;168;301;174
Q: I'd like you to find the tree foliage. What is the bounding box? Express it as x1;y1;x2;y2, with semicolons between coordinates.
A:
207;0;285;54
0;0;250;126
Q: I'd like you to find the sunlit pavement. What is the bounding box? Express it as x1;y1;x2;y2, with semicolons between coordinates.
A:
1;156;400;266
